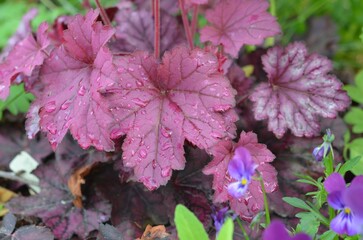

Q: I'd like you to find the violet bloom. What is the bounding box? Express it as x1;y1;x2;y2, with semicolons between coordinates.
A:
262;220;311;240
312;129;334;161
211;207;232;233
324;173;363;235
227;147;256;198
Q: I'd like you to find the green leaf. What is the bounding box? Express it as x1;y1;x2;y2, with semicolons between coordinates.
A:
282;197;311;211
360;27;363;43
0;84;34;119
319;230;337;240
174;204;208;240
338;156;361;175
295;212;320;237
346;138;363;175
344;107;363;133
217;218;234;240
344;70;363;104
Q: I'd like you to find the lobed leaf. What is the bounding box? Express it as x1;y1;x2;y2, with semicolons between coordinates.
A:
34;10;116;151
200;0;280;57
102;46;237;190
250;42;350;138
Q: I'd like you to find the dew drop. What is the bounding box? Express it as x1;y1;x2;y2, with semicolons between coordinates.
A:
60;100;71;110
136;80;144;87
78;85;86;96
44;101;56;113
47;123;57;135
152;160;157;169
141;110;147;115
126;83;132;88
161;167;171;177
139;149;147;158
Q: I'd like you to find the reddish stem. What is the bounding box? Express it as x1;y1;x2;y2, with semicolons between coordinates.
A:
178;0;194;49
190;5;199;39
154;0;160;59
95;0;112;26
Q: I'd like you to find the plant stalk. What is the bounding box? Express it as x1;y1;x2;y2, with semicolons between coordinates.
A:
95;0;112;26
178;0;194;49
153;0;161;59
259;174;271;226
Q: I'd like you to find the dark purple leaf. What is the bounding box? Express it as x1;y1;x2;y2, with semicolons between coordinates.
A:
249;42;350;138
7;139;111;239
0;213;16;235
97;224;123;240
112;8;184;54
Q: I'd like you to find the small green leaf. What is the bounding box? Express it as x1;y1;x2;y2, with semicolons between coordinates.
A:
338;156;361;175
174;204;208;240
282;197;310;211
344;70;363;104
295;212;320;237
0;84;34;119
217;218;234;240
319;230;337;240
344;107;363;133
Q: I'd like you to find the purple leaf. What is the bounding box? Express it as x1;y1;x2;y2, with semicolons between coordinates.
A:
249;42;350;138
97;224;123;240
113;9;184;54
0;22;51;99
102;46;237;190
0;213;16;235
203;131;277;220
34;10;116;151
0;8;38;60
7;139;111;239
12;226;54;240
200;0;280;57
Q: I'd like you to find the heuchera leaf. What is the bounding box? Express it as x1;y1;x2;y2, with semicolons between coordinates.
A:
35;10;116;151
0;213;54;240
102;46;237;190
7;138;111;239
0;8;38;60
249;42;350;138
0;22;50;99
113;8;184;54
200;0;281;57
203;131;277;220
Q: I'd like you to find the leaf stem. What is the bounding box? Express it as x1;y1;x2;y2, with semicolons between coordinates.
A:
258;174;270;226
95;0;112;26
153;0;160;59
0;170;38;186
190;5;199;39
236;217;250;240
178;0;194;49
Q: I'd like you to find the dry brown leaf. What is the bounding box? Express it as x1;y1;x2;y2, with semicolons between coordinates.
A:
0;186;17;216
67;163;96;208
136;224;170;240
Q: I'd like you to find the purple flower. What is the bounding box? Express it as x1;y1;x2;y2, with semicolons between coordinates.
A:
324;173;363;235
227;147;256;198
312;129;334;161
262;220;311;240
211;207;229;232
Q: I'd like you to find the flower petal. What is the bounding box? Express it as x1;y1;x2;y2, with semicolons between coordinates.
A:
344;186;363;220
324;173;345;194
228;147;253;180
293;233;312;240
327;191;345;210
227;181;247;199
350;176;363;188
330;211;362;236
262;220;291;240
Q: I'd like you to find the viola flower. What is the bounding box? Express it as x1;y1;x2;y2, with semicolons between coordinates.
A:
211;207;236;233
324;173;363;235
262;220;311;240
227;147;257;198
312;129;334;161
